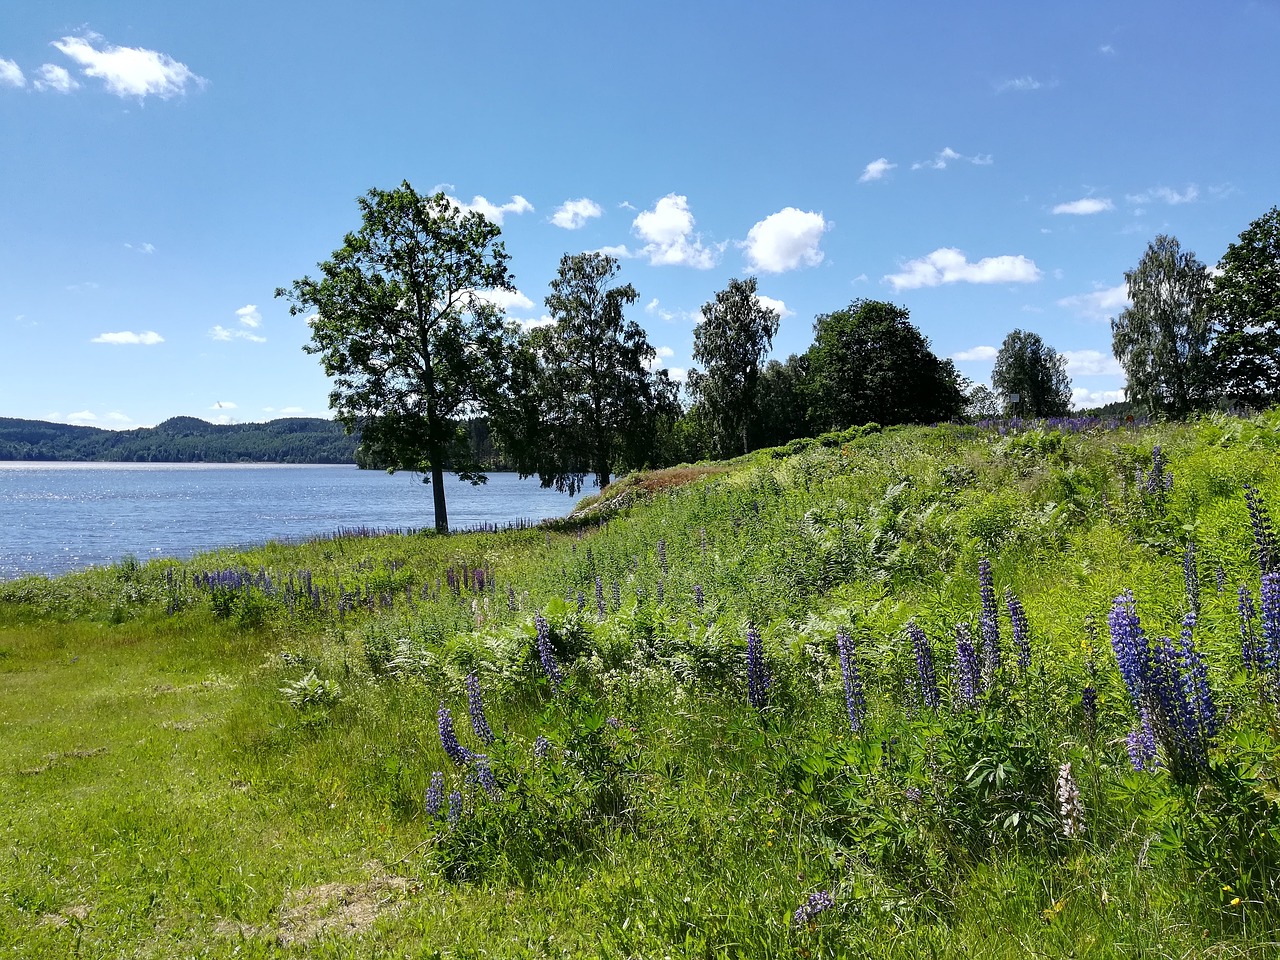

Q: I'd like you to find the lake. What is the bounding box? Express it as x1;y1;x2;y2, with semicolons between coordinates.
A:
0;463;580;580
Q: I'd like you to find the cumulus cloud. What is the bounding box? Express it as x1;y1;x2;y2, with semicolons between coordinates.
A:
91;330;164;345
912;147;993;170
1062;349;1122;376
34;63;78;93
884;248;1042;290
953;345;999;362
996;76;1043;93
743;208;826;273
52;34;205;99
1056;283;1130;320
632;194;720;269
472;288;535;312
1052;197;1114;215
754;294;794;319
859;158;896;183
1072;386;1125;409
517;315;557;331
449;193;533;225
1125;185;1199;206
645;345;676;372
0;58;25;88
210;304;267;342
550;198;603;230
594;244;633;259
67;410;98;423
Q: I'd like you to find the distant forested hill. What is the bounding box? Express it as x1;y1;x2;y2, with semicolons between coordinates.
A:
0;417;359;463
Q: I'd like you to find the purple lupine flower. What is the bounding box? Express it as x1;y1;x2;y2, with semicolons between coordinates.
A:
1005;587;1031;672
606;716;622;729
1216;565;1226;594
474;756;501;800
1146;445;1166;496
1184;541;1200;618
908;621;940;710
1262;573;1280;688
978;558;1001;682
657;538;668;575
1177;613;1218;743
656;580;664;604
437;705;472;765
1108;590;1149;710
595;576;606;621
535;614;562;689
464;672;495;745
792;890;835;926
905;786;924;804
507;585;518;612
954;624;981;710
424;771;444;819
447;789;463;826
576;590;586;613
746;622;770;710
693;584;705;612
1244;484;1277;576
836;628;866;734
1126;710;1159;771
533;734;550;759
1240;585;1262;674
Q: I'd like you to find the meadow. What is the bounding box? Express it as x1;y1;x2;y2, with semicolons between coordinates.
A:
2;412;1279;958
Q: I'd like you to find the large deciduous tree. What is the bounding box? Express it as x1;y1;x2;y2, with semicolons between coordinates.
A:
806;299;965;430
1211;206;1280;409
496;252;675;495
990;329;1073;417
1110;235;1214;418
686;277;781;457
276;181;516;533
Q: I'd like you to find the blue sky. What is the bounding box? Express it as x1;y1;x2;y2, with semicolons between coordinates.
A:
3;1;1278;428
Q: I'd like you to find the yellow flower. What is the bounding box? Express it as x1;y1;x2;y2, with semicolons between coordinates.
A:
1230;897;1242;907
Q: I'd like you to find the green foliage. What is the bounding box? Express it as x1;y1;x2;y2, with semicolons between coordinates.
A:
991;329;1073;417
1211;205;1280;409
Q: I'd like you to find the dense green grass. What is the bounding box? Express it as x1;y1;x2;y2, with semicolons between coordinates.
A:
3;412;1280;957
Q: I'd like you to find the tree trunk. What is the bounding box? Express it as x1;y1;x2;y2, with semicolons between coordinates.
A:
594;460;611;492
430;453;448;534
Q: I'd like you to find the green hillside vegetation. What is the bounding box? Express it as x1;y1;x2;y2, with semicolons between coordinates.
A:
3;412;1279;957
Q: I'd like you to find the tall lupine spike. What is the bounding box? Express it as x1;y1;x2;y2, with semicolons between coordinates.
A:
575;590;586;613
953;624;981;710
425;771;445;819
745;622;770;710
1056;762;1086;838
836;628;866;734
978;558;1001;683
908;621;940;710
1244;484;1277;576
656;538;668;575
1126;709;1160;771
1178;613;1218;743
474;756;501;800
1240;585;1262;674
1108;590;1149;710
464;672;496;745
447;789;463;826
693;584;705;612
507;585;518;613
1005;587;1032;672
1260;573;1280;695
535;614;563;689
1183;541;1200;619
595;576;606;621
437;705;472;765
656;580;664;604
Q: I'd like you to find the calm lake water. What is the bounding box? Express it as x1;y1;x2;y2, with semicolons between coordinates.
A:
0;463;580;580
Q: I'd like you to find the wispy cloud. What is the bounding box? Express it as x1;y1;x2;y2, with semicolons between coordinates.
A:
859;158;896;183
52;33;205;99
91;330;164;345
124;241;156;254
1052;197;1114;215
884;248;1041;290
210;304;266;343
995;76;1043;93
550;198;603;230
0;58;24;88
912;147;993;171
1056;283;1130;320
1125;185;1199;206
34;63;78;93
1062;349;1122;376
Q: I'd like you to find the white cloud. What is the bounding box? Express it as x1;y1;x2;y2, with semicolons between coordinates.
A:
645;345;676;372
91;330;164;345
52;34;204;99
996;76;1043;93
210;304;267;342
1125;185;1199;206
953;345;998;362
67;410;97;423
644;298;696;324
210;325;266;343
0;58;25;88
518;315;557;331
1062;349;1122;376
912;147;993;170
754;294;794;319
1099;44;1116;55
594;244;633;259
632;194;720;269
1052;197;1114;215
884;248;1042;290
1072;387;1125;408
104;411;132;424
450;193;533;225
665;367;687;383
743;207;826;273
235;304;262;328
550;198;603;230
125;241;156;254
1056;283;1130;320
34;63;78;93
859;158;896;183
472;288;534;312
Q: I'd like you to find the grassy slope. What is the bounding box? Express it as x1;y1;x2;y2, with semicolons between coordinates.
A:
2;413;1279;958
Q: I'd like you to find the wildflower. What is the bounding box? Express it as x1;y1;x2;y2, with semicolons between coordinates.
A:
535;614;563;689
1126;711;1159;771
792;890;835;926
1056;762;1086;838
606;716;622;729
905;786;924;804
474;755;501;800
657;538;668;575
693;584;705;612
908;621;940;710
424;771;444;819
464;672;496;745
836;628;866;734
746;622;770;710
447;789;463;826
1005;587;1031;672
1108;591;1149;711
1262;573;1280;688
978;558;1001;682
1244;484;1277;575
954;624;980;710
533;734;550;759
506;585;518;612
438;705;472;765
575;590;586;613
656;579;664;604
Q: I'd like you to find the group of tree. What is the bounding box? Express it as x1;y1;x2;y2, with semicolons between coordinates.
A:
1111;207;1280;417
